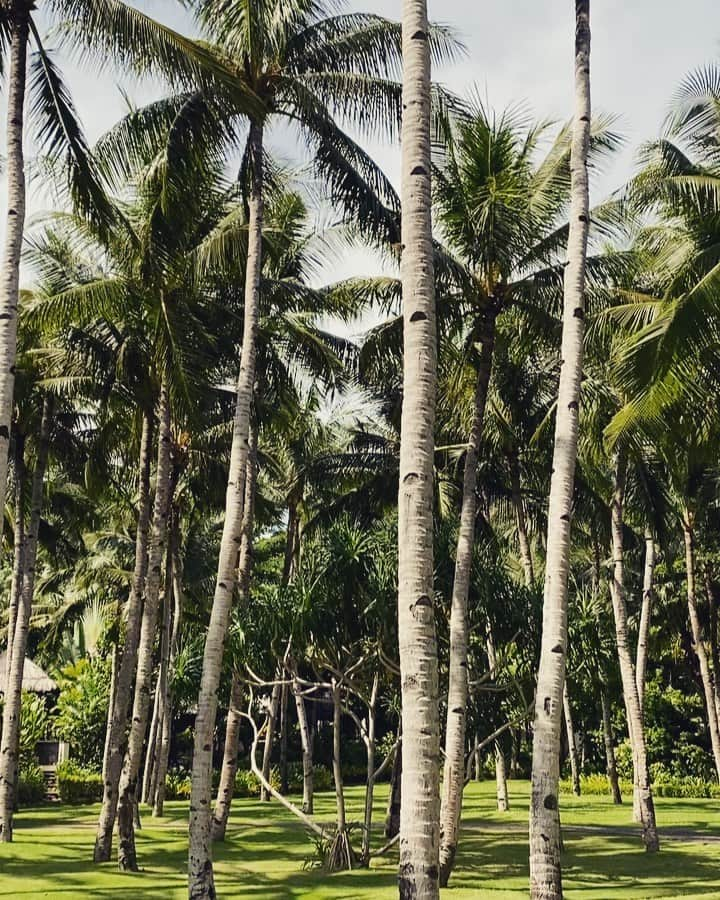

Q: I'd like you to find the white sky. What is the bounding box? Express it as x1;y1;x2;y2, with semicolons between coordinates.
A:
4;0;720;294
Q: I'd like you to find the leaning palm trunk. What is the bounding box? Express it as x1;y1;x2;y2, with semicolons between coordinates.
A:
563;685;581;796
117;382;174;871
292;663;314;814
682;515;720;781
636;529;655;713
95;412;153;861
0;7;29;540
260;680;281;802
600;690;622;804
5;434;25;686
211;429;258;839
439;316;495;885
188;120;264;900
608;452;659;851
529;5;592;897
397;2;440;897
0;396;52;841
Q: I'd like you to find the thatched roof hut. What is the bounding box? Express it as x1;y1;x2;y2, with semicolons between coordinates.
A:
0;652;57;694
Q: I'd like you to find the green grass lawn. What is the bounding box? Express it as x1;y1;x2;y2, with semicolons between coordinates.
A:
2;780;720;898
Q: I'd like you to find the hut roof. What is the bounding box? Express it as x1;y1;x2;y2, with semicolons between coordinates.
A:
0;652;57;694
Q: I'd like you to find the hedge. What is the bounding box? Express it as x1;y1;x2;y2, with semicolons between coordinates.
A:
57;760;103;803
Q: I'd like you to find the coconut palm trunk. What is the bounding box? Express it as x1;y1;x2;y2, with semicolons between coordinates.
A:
188;120;264;900
94;411;153;861
0;395;52;841
439;313;495;885
636;529;655;712
600;690;622;804
117;381;174;871
0;6;29;537
486;625;510;812
608;452;659;851
563;685;581;796
142;676;162;805
397;2;440;896
510;449;534;586
292;665;314;815
529;4;592;897
5;434;25;682
153;514;183;818
211;427;258;839
260;680;281;802
681;514;720;781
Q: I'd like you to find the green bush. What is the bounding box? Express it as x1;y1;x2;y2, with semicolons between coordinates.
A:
286;762;333;792
652;774;720;799
56;760;103;804
19;693;51;769
17;763;46;806
233;766;281;798
55;658;110;770
165;768;192;800
560;773;632;796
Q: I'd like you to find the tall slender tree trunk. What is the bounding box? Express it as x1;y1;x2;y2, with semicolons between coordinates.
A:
706;571;720;720
279;683;289;795
682;515;720;781
529;5;592;897
5;433;25;684
439;315;495;885
188;120;264;900
636;529;655;713
331;681;346;835
398;3;440;897
563;685;581;796
260;680;281;803
510;449;534;586
153;513;183;818
608;452;659;851
360;674;380;867
486;625;509;812
0;395;51;841
0;5;29;537
600;690;622;804
117;382;174;871
95;411;153;861
293;674;314;815
141;678;162;805
211;428;258;840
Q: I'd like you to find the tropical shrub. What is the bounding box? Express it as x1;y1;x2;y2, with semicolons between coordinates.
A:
18;692;50;768
286;763;333;793
560;773;633;796
56;760;103;803
54;657;110;770
17;763;46;805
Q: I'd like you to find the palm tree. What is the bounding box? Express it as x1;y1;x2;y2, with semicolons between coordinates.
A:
529;2;593;897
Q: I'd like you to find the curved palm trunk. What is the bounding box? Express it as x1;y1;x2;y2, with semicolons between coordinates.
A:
563;685;581;796
682;516;720;781
153;516;184;818
260;679;281;802
94;411;153;861
398;3;440;897
600;690;622;804
636;530;655;713
0;6;29;538
188;120;263;900
439;318;495;885
0;395;52;841
211;427;258;839
117;382;173;871
608;453;659;851
529;5;592;898
5;434;25;682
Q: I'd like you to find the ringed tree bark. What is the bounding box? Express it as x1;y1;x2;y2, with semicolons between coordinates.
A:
636;528;656;713
212;424;258;840
600;690;622;804
681;512;720;781
563;685;581;796
439;310;495;885
0;394;52;841
5;432;26;685
608;452;659;851
529;3;592;897
94;411;153;861
117;380;174;871
397;2;441;898
0;4;29;539
188;119;264;899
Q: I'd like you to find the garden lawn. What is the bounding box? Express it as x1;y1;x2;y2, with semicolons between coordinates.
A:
2;780;720;899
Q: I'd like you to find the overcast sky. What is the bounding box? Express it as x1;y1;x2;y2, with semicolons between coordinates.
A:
5;0;720;290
